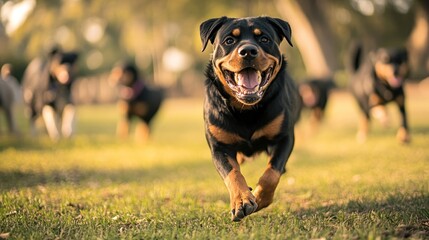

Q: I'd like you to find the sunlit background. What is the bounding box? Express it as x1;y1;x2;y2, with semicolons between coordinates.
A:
0;1;428;238
0;0;427;104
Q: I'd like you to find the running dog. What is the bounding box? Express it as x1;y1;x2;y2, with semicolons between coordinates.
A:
200;16;301;221
349;46;410;143
22;48;79;140
299;78;335;123
109;63;164;142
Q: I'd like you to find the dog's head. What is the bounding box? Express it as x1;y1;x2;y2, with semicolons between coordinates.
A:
50;52;79;85
372;48;409;89
109;62;139;87
200;16;292;105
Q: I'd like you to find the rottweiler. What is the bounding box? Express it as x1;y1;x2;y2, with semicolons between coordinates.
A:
349;46;410;143
299;78;335;123
200;16;301;221
22;48;79;140
109;62;164;142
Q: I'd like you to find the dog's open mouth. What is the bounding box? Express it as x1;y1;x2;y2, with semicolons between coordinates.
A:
223;66;273;104
387;76;403;88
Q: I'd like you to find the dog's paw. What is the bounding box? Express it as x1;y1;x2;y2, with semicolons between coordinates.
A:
251;168;281;212
252;185;275;212
356;130;367;144
396;127;411;144
230;192;258;222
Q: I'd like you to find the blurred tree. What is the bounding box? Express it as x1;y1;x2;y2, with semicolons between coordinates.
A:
0;0;426;96
0;20;8;56
275;0;427;82
276;0;338;78
407;0;429;77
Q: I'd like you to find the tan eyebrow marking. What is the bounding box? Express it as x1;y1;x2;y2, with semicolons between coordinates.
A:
232;28;241;37
253;28;262;35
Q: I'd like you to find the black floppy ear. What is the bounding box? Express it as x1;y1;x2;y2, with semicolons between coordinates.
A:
199;16;228;52
265;17;293;47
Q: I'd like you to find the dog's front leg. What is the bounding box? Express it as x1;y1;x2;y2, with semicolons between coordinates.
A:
211;148;258;221
253;133;294;211
42;105;60;141
61;104;75;138
116;100;130;139
395;96;410;143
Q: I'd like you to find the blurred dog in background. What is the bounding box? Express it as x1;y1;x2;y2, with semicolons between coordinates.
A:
349;45;410;143
109;62;164;142
298;78;335;126
22;47;79;140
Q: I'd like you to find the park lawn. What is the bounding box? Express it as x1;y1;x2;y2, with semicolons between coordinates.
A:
0;85;428;239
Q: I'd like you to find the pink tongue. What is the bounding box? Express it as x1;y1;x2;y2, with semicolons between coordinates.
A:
388;77;402;88
237;69;259;89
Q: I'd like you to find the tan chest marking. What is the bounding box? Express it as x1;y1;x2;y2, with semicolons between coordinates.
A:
251;113;284;141
209;124;244;145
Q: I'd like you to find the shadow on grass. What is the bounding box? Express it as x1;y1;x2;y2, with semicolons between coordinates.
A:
0;159;216;190
289;193;429;239
0;137;51;151
0;135;118;152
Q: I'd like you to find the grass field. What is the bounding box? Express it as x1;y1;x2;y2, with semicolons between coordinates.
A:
0;85;428;239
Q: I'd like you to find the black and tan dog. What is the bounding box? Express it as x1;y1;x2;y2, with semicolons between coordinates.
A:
109;63;164;142
299;78;335;124
350;46;410;143
200;16;301;221
22;48;79;140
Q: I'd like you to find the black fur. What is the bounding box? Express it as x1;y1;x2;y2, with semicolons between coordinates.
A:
204;57;300;175
200;16;300;221
22;48;79;139
298;78;335;122
349;46;410;143
112;62;164;134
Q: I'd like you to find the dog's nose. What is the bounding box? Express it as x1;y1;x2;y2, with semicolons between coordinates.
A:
238;44;259;59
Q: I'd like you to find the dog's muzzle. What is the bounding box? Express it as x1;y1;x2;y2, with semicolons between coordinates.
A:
222;66;273;105
222;44;275;105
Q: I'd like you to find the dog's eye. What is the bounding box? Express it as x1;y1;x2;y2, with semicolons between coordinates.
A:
260;36;270;43
223;37;235;45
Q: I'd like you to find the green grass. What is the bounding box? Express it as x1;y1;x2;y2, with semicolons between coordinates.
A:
1;86;428;239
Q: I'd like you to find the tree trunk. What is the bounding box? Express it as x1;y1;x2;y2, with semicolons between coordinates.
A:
0;22;9;56
407;0;429;79
276;0;338;78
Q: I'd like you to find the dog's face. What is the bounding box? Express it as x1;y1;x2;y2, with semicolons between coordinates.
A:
200;17;292;105
373;48;409;89
109;64;138;87
49;52;79;85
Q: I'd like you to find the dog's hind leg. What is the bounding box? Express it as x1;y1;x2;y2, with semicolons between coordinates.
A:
4;106;18;135
116;100;130;139
42;105;60;141
134;121;149;143
370;105;389;128
356;113;370;143
395;95;410;143
116;119;129;139
236;152;256;165
61;104;75;138
27;105;39;136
